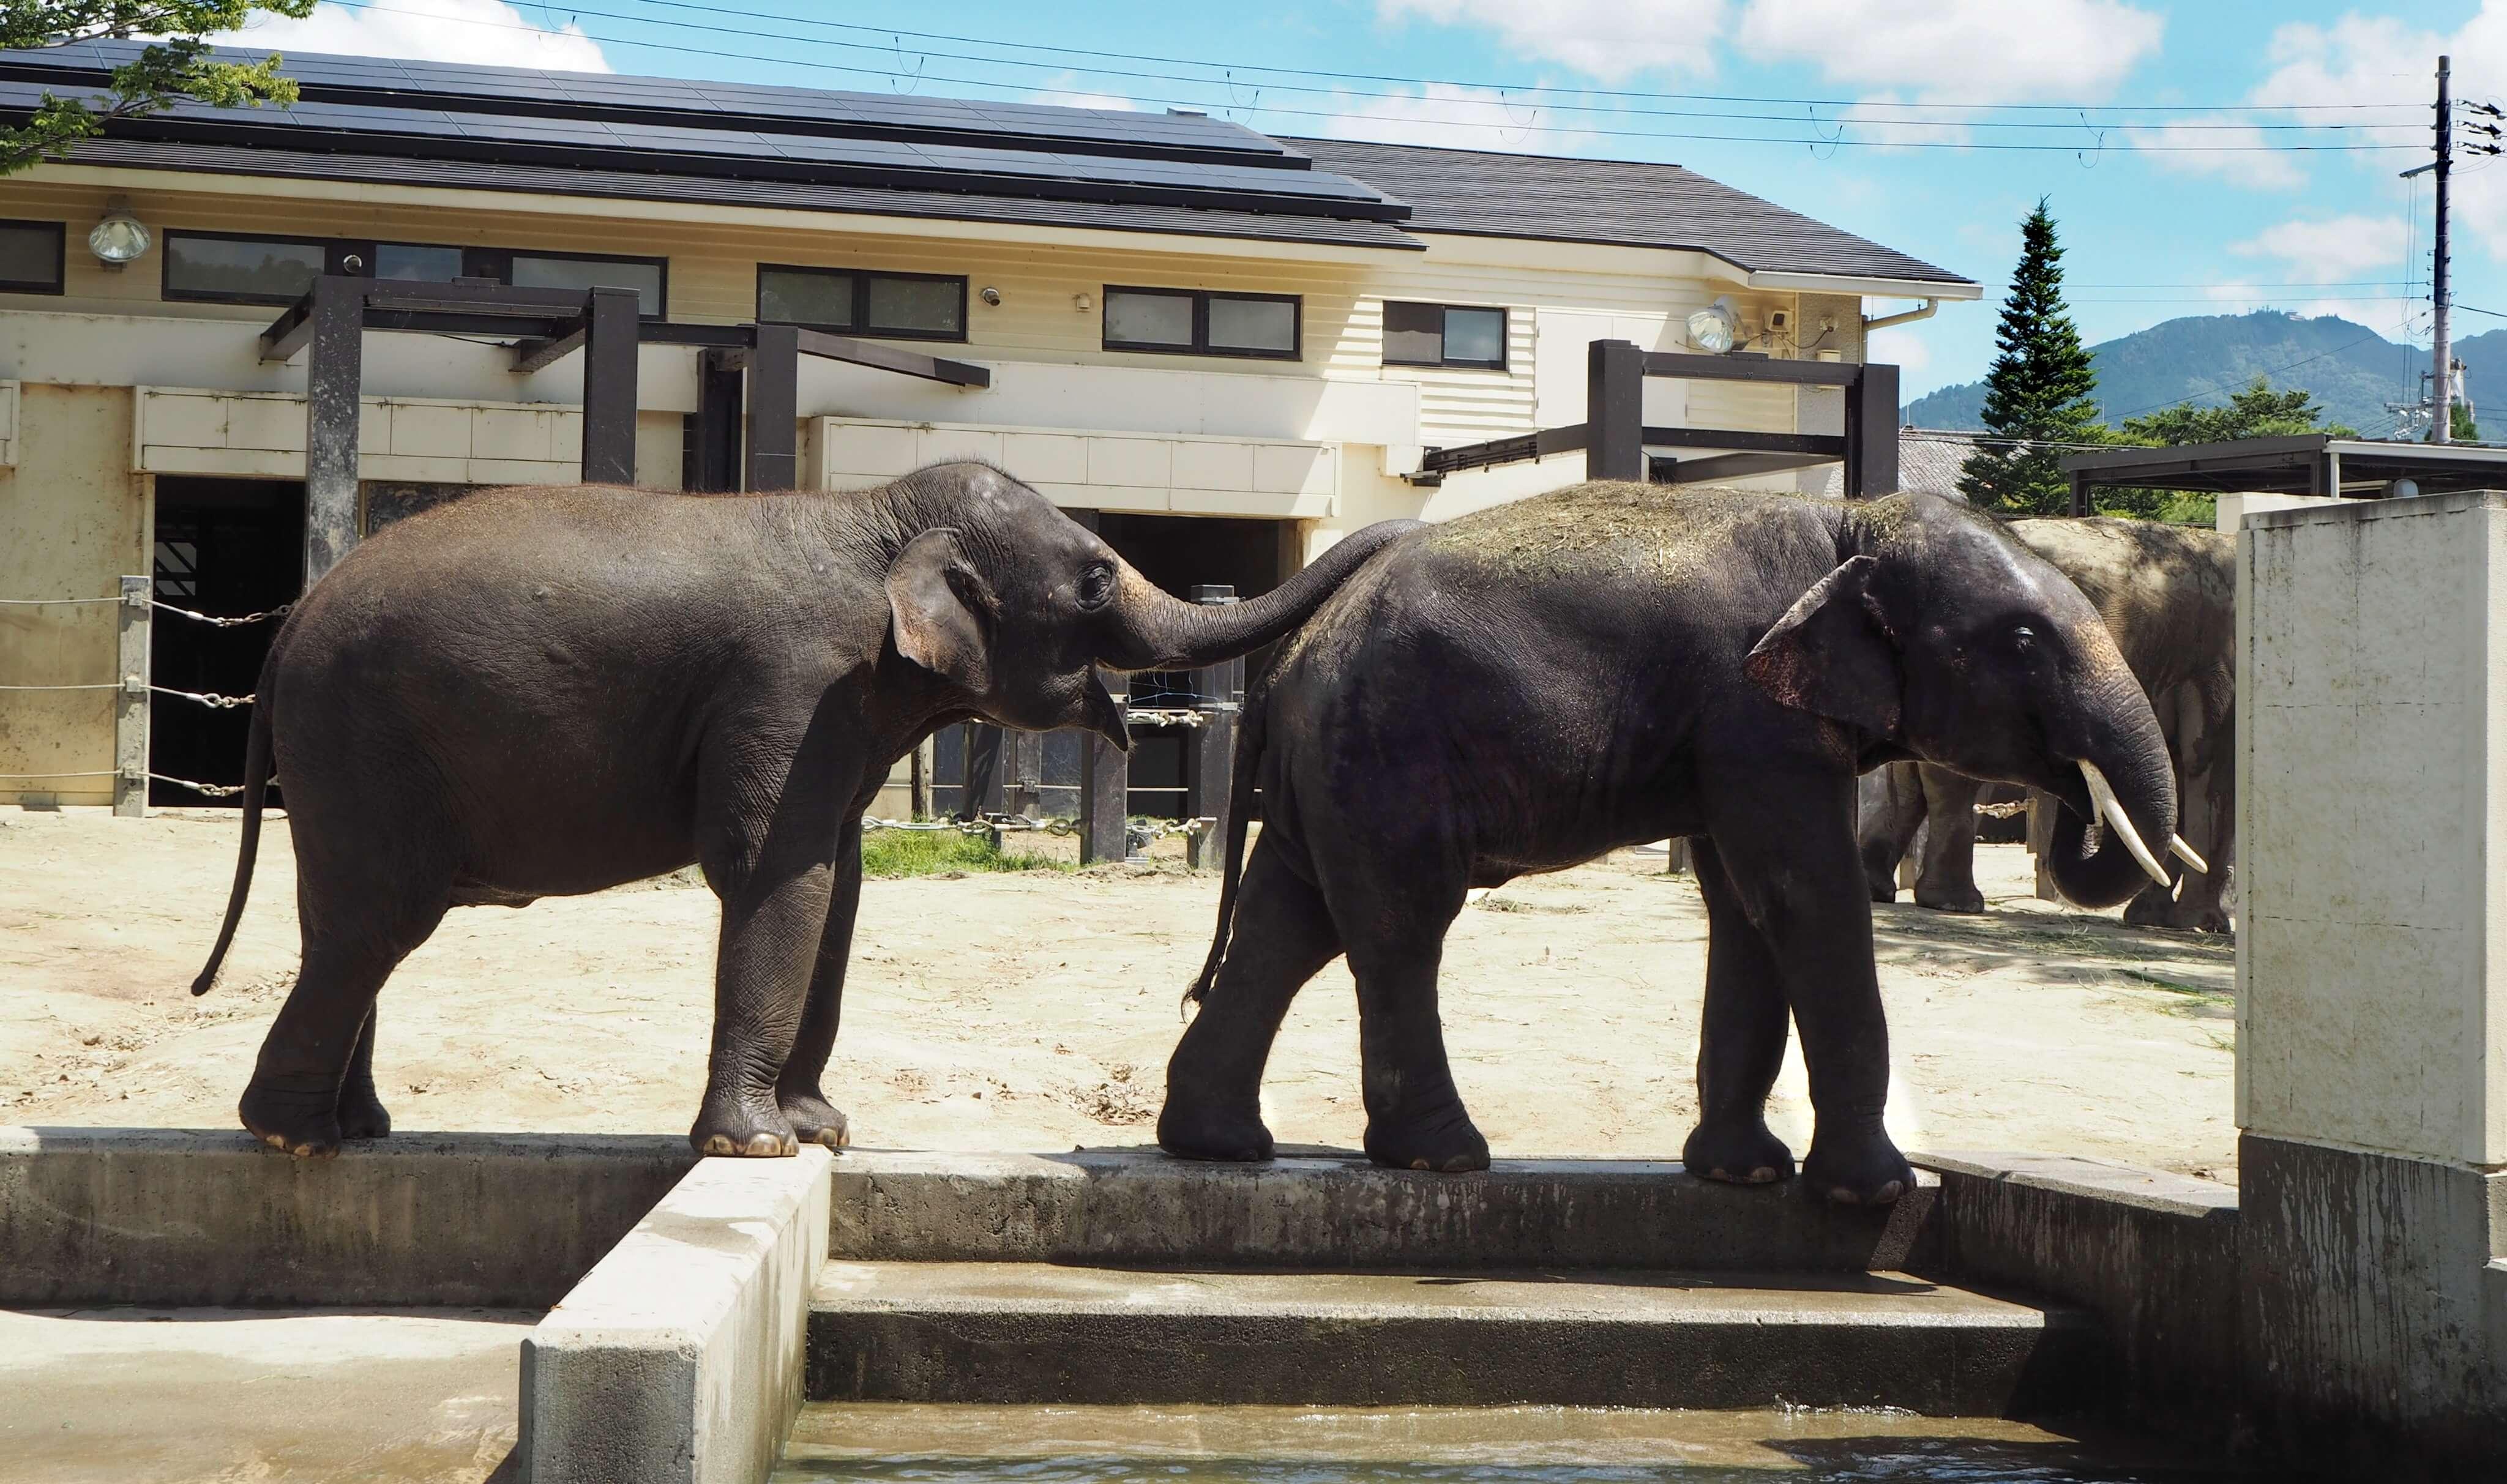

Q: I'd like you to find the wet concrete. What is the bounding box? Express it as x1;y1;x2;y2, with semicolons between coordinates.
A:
0;1305;532;1483
775;1402;2231;1481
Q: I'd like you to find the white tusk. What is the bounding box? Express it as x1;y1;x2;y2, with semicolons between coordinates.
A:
2168;835;2208;874
2079;759;2172;889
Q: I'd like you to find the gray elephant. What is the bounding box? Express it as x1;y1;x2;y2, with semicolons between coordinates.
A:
1859;516;2233;932
1158;483;2198;1206
189;461;1412;1158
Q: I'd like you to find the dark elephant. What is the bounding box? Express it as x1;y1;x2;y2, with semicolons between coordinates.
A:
190;461;1413;1159
1859;516;2233;931
1156;483;2196;1205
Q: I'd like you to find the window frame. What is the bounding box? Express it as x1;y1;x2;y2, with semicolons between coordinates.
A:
161;233;670;316
0;219;65;296
1381;300;1509;371
755;263;970;343
1101;285;1301;362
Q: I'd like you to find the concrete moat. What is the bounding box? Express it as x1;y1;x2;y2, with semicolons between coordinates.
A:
772;1404;2240;1482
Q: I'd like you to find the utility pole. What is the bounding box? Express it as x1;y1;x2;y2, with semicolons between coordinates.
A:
2432;55;2453;445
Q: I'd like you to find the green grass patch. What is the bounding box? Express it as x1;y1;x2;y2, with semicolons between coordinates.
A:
861;826;1071;879
2116;966;2235;1017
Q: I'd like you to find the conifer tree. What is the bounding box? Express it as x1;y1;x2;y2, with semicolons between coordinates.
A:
1958;199;2102;515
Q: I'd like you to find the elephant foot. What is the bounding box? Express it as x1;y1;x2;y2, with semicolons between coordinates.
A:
1682;1117;1796;1185
778;1091;852;1150
689;1095;799;1158
1913;882;1986;914
239;1078;343;1160
336;1086;393;1142
1362;1103;1490;1174
1866;880;1898;905
1802;1127;1916;1207
2124;891;2233;935
1156;1095;1276;1163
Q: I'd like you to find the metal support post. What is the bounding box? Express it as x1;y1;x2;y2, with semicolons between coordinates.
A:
747;323;800;491
114;575;149;818
580;286;640;485
1184;584;1239;870
1079;673;1129;865
1844;361;1898;498
1008;729;1044;817
1586;338;1645;482
961;723;1007;820
302;275;364;588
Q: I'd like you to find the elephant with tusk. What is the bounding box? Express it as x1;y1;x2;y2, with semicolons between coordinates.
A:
189;461;1416;1160
1157;483;2183;1207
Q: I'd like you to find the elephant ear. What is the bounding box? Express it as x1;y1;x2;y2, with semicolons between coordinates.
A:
886;528;995;695
1744;554;1902;739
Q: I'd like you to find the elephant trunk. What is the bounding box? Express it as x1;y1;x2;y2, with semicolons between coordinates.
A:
2043;669;2183;910
1097;519;1421;672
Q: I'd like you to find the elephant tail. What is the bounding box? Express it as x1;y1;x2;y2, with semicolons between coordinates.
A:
190;647;278;997
1185;662;1272;1009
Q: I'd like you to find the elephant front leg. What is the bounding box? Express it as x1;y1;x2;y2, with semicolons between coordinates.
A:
1683;838;1795;1185
1708;785;1915;1206
1912;766;1988;914
692;856;836;1158
775;815;862;1150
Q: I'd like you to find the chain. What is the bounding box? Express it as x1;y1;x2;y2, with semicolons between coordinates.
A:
152;600;293;628
152;686;255;709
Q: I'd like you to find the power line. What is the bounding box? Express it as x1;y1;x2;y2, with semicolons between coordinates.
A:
573;1;2427;116
307;1;2425;153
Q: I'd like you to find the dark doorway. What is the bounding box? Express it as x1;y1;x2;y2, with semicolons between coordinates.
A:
151;477;305;806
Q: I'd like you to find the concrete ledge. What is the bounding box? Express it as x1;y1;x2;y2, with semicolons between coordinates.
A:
0;1127;695;1307
828;1148;1938;1272
1911;1151;2241;1437
522;1147;832;1484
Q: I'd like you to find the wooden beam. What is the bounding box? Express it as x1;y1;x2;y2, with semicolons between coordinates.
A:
1642;351;1863;387
1640;427;1847;456
792;327;990;387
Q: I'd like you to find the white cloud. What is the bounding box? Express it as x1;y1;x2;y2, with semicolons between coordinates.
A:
1028;76;1144;113
1867;322;1933;376
1377;0;1728;86
234;0;609;72
2123;116;2307;191
1311;83;1602;153
2230;214;2410;284
1834;93;1970;151
1734;0;2164;103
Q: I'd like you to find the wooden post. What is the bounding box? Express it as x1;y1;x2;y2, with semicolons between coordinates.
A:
1009;729;1044;817
114;575;149;818
1184;584;1239;870
301;275;364;588
1079;672;1128;865
908;739;930;821
746;323;800;491
1586;338;1645;482
580;286;640;485
1845;361;1898;498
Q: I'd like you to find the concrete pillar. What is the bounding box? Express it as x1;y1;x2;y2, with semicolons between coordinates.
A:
746;324;799;493
301;275;363;587
1845;361;1897;498
960;723;1006;821
1585;339;1644;482
113;575;149;818
2235;491;2507;1471
1079;673;1128;866
579;286;640;486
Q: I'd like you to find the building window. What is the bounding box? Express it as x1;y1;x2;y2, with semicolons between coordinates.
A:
163;232;335;304
757;266;965;341
165;234;669;315
1383;302;1508;370
1102;286;1299;360
0;220;64;294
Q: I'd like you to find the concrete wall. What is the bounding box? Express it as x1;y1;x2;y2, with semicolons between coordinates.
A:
0;384;143;806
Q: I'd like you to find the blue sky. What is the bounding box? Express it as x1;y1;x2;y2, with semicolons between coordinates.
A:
240;1;2504;400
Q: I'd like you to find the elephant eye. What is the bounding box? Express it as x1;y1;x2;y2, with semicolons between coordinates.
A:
2006;624;2037;652
1077;563;1114;610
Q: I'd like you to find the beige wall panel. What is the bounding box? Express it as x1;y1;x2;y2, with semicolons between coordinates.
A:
0;384;140;804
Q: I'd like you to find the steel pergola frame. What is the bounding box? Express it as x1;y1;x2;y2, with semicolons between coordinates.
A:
2059;436;2507;516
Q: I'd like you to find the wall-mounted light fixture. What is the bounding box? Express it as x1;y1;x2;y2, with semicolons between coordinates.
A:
87;196;151;269
1685;296;1739;354
1072;291;1093;313
978;285;1001;307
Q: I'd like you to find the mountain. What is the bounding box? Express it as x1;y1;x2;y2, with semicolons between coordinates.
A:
1905;311;2506;439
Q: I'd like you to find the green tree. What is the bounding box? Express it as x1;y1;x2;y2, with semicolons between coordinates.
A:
2099;376;2356;523
1958;198;2102;516
1;2;316;175
2453;399;2481;442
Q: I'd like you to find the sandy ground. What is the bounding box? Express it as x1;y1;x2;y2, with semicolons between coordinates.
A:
0;807;2238;1179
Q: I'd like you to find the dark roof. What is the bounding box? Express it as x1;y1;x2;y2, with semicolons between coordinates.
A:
65;138;1424;252
1287;137;1975;288
2061;434;2507;496
1;42;1962;280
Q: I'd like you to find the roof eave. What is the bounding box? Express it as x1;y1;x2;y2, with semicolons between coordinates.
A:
1736;269;1984;300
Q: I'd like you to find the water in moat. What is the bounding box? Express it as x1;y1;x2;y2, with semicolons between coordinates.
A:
774;1404;2237;1483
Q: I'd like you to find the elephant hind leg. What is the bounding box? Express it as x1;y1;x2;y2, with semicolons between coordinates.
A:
1159;833;1343;1163
336;1007;390;1140
1683;837;1796;1186
242;920;439;1158
1911;766;1988;914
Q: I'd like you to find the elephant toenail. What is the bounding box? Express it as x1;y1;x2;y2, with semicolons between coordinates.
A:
1877;1180;1905;1203
1411;1158;1431;1171
1709;1167;1730;1180
1751;1166;1776;1182
1831;1187;1861;1205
